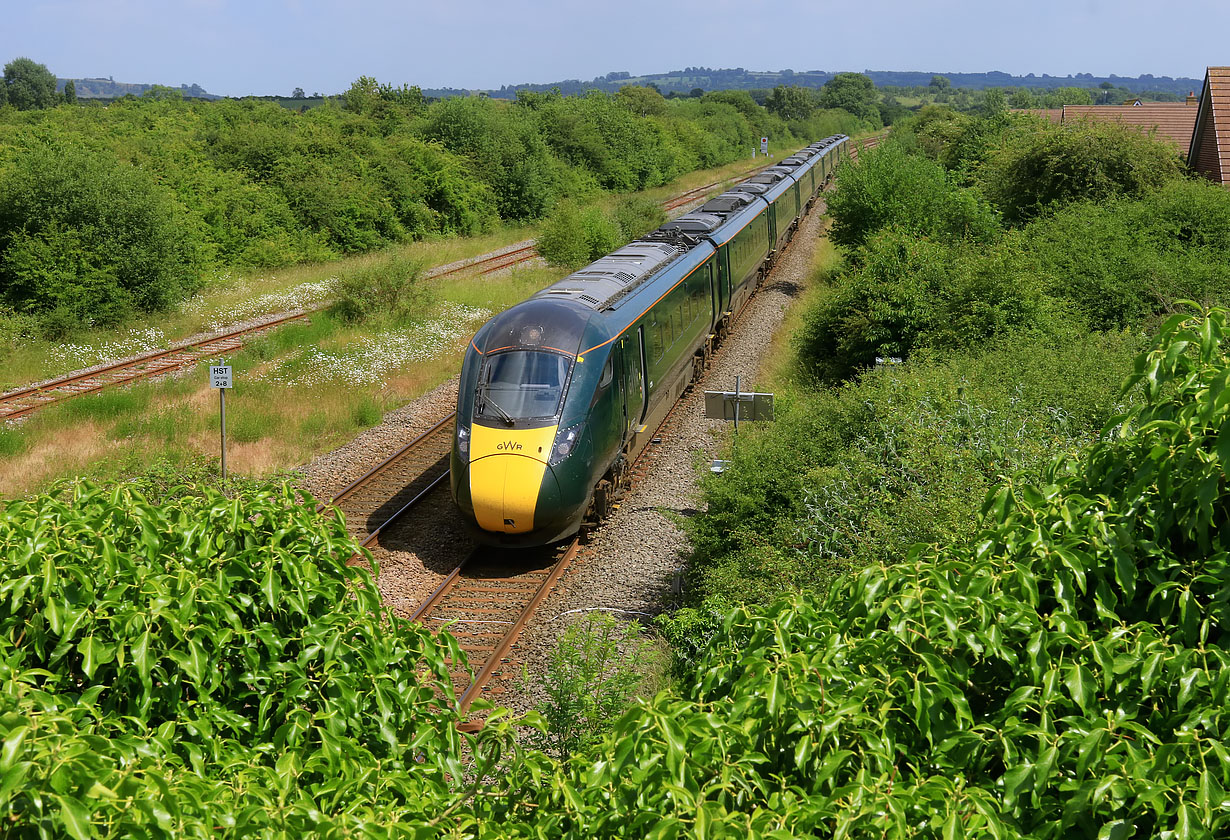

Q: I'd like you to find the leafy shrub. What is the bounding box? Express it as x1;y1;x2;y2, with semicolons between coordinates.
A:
328;255;431;324
1026;179;1230;330
977;118;1185;223
612;195;666;240
535;201;623;269
689;329;1139;607
827;140;1000;249
523;613;662;761
0;145;204;328
421;96;564;220
796;227;953;380
0;479;518;837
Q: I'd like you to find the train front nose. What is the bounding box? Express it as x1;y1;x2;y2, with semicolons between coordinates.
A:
468;424;561;534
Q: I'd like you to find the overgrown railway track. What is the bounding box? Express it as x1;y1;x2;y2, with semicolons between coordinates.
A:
0;311;313;421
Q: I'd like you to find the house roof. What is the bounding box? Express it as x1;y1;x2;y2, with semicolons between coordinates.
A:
1188;67;1230;185
1059;103;1197;151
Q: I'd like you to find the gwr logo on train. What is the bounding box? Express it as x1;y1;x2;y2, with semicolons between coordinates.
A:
496;440;523;451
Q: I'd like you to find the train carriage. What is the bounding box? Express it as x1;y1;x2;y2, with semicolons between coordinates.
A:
451;136;850;545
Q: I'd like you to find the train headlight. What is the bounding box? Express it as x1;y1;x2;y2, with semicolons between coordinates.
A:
549;423;583;466
456;424;470;458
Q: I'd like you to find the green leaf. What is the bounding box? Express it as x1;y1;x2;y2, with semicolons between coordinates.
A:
55;795;92;840
1065;664;1096;713
0;727;28;773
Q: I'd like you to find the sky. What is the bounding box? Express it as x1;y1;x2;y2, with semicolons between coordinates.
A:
4;0;1229;97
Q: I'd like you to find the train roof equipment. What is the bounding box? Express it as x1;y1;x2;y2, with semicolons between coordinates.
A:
699;192;757;214
533;239;689;313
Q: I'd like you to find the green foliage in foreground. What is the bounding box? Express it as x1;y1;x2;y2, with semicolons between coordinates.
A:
0;481;517;838
9;311;1230;837
450;307;1230;838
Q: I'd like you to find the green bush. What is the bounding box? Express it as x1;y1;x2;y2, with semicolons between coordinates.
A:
0;479;518;837
688;329;1139;607
827;140;1000;249
977;118;1186;223
328;255;431;324
796;228;954;380
0;145;204;327
535;201;623;270
522;613;662;761
612;195;666;240
421;96;564;220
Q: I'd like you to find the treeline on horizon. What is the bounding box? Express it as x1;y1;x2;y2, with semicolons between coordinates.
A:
0;60;873;338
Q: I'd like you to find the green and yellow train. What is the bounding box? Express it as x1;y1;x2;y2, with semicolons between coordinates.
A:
451;136;850;545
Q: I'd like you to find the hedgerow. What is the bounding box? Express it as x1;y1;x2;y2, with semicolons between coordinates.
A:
0;86;872;335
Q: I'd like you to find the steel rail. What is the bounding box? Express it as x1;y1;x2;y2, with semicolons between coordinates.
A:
319;412;456;513
0;310;313;420
455;539;579;715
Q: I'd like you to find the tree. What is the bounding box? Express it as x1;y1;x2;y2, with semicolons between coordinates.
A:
63;79;76;104
3;57;58;110
765;85;816;121
817;72;880;123
929;75;951;90
982;88;1007;117
1008;88;1037;109
614;84;667;116
291;86;305;99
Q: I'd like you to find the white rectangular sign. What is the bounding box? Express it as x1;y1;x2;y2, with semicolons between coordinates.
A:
210;365;233;389
760;136;769;154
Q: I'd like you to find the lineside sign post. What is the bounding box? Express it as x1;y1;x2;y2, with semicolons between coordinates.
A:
704;375;774;473
210;361;232;481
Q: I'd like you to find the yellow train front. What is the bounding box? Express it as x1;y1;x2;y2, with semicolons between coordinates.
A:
450;297;617;546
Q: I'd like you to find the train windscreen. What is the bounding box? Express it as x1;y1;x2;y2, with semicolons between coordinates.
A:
477;351;571;423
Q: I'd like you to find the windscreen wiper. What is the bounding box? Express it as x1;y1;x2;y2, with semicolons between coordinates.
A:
477;382;516;426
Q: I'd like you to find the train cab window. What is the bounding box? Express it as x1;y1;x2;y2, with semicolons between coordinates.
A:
599;358;613;389
477;350;571;423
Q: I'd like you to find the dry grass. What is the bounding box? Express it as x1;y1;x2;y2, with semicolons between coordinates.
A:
761;220;843;391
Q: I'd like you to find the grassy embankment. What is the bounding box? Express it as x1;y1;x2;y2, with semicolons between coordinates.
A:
0;154;776;498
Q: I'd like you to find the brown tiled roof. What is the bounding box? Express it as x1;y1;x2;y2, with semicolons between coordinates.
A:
1060;103;1197;151
1189;68;1230;185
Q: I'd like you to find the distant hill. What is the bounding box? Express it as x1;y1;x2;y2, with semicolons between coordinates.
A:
425;67;1203;100
56;77;222;100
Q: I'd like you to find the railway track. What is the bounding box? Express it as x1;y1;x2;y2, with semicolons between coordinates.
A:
311;152;848;727
0;311;312;421
320;412;456;544
409;540;580;726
